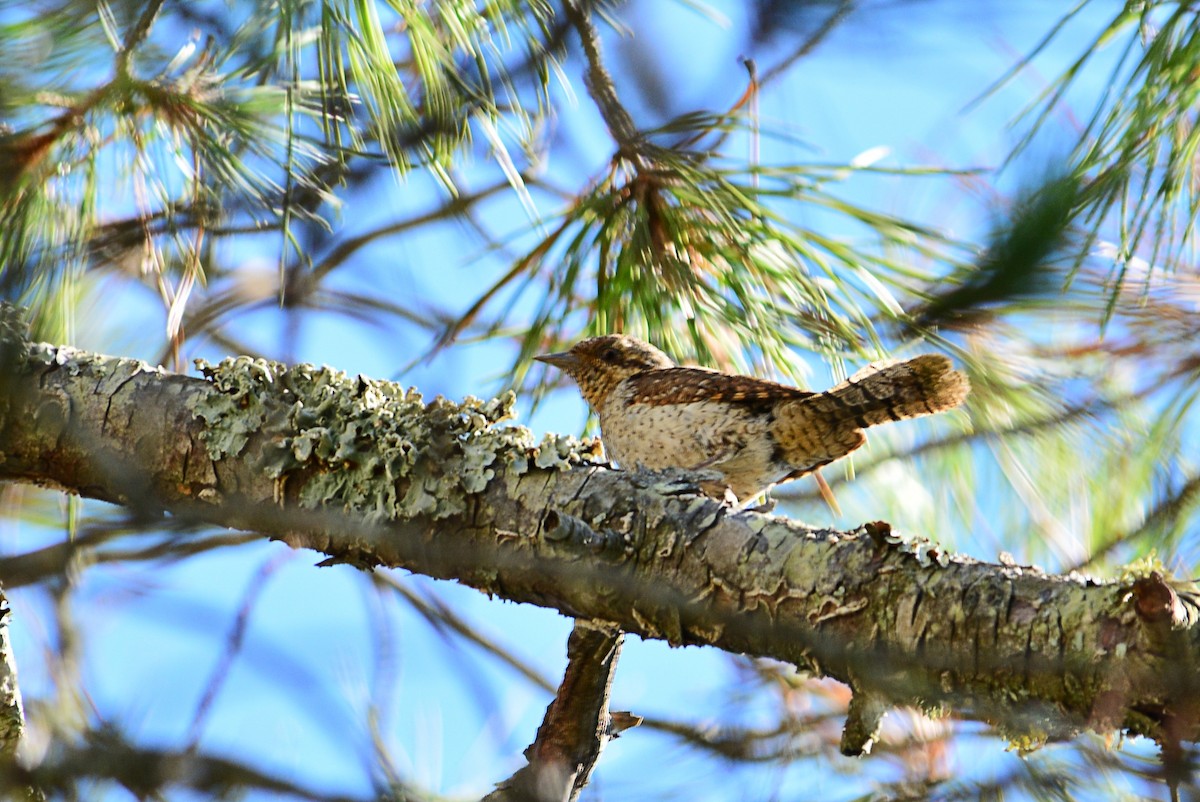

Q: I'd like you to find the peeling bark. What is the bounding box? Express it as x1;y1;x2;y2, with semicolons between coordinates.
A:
0;309;1198;753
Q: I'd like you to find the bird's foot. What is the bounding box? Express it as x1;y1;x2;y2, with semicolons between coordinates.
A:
743;495;776;514
632;465;725;498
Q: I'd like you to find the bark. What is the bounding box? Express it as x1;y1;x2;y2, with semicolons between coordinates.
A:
0;590;23;758
485;622;629;802
0;588;43;802
0;306;1198;756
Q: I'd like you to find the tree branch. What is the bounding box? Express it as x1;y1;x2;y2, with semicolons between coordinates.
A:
486;622;629;802
0;590;23;758
0;306;1198;756
0;588;43;802
561;0;645;163
757;1;856;87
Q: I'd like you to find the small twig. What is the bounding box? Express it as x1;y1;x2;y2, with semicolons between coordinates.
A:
117;0;167;75
485;621;633;802
312;179;513;280
374;573;556;693
0;525;259;590
561;0;645;164
1065;472;1200;574
757;0;856;88
185;552;292;749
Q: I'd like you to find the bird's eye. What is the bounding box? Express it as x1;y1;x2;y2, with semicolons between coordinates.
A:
600;346;619;363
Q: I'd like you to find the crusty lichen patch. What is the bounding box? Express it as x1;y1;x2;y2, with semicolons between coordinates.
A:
187;357;602;521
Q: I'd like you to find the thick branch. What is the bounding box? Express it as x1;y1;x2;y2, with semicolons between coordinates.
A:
0;315;1198;751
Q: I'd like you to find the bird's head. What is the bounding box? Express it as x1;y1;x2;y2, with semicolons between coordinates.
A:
535;334;675;409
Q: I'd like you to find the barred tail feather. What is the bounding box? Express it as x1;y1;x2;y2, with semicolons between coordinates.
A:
828;354;970;426
772;355;969;477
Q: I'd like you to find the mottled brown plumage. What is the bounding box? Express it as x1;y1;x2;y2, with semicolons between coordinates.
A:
536;334;970;503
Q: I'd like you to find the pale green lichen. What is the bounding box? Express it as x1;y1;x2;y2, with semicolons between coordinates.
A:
1118;550;1169;583
1004;729;1050;756
187;356;279;459
533;431;598;470
25;341;153;382
188;357;602;520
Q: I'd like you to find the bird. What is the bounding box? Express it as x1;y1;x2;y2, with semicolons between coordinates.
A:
535;334;969;504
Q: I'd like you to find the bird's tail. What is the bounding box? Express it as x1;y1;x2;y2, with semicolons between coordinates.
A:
774;355;970;477
826;354;970;425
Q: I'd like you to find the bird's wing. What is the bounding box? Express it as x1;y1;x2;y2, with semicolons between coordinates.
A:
623;367;814;409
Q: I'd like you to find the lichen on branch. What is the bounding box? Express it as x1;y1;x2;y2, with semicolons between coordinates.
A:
187;355;603;521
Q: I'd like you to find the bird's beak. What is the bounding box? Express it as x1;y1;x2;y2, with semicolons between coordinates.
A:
534;350;578;371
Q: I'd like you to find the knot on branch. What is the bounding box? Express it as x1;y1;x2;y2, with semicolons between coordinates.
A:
1131;571;1188;627
841;687;889;756
541;510;636;561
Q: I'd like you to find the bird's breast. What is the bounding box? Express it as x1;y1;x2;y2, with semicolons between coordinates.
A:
597;382;784;494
